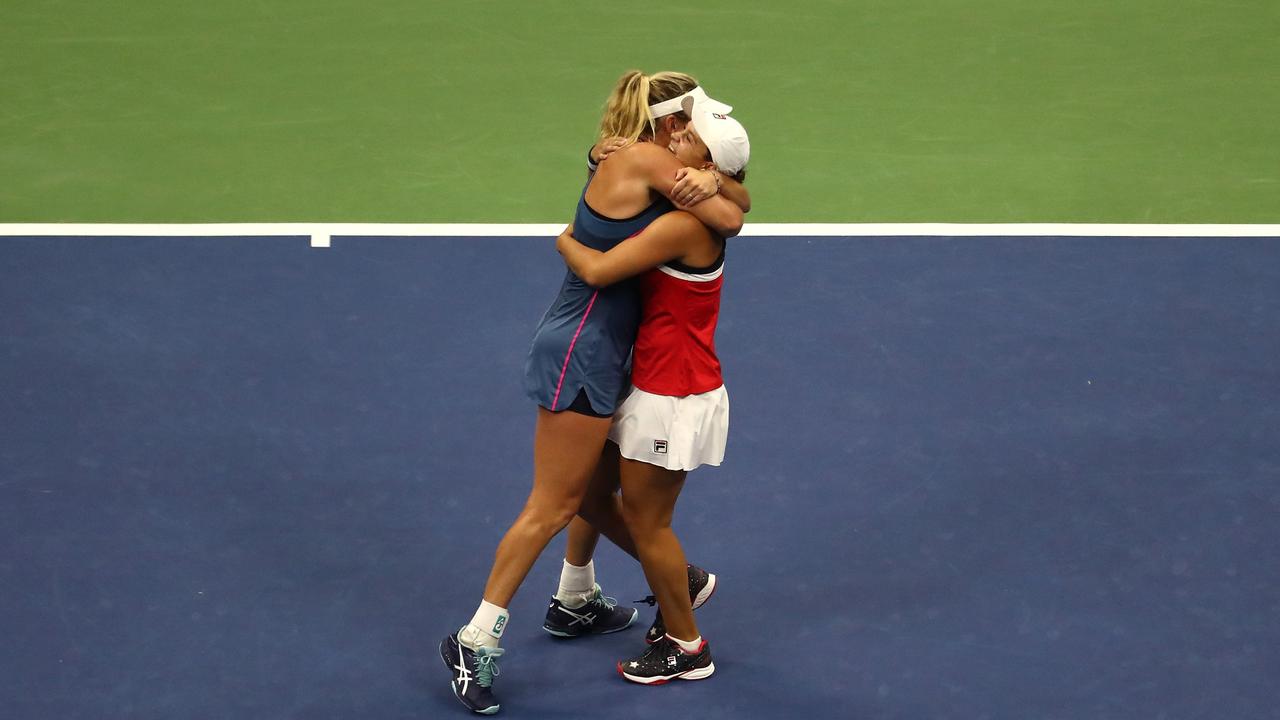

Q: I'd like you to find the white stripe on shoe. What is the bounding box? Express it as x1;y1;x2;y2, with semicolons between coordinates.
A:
618;662;717;684
692;573;717;609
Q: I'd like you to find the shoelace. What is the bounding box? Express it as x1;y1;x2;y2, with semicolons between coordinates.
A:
637;635;676;664
590;588;621;610
473;647;504;688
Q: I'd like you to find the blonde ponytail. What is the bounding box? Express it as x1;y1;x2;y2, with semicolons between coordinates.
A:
598;70;653;143
596;70;702;143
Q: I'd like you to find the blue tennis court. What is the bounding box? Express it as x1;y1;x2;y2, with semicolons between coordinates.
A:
2;234;1278;718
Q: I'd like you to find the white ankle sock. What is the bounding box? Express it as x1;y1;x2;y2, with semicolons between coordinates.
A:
667;634;703;654
555;560;596;608
458;600;508;650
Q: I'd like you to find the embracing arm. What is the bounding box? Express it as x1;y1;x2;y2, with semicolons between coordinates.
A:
672;166;751;213
716;171;751;213
628;144;744;238
556;211;708;288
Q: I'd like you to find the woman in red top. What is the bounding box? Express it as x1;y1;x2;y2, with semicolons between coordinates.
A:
556;102;749;684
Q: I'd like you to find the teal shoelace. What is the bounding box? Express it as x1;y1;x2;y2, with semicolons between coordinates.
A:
590;585;620;610
474;646;504;688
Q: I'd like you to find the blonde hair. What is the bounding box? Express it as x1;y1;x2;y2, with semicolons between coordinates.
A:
598;70;699;143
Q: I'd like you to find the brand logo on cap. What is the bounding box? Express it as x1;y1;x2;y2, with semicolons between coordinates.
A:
712;113;727;120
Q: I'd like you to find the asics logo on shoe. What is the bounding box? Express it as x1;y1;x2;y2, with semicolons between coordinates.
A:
453;657;472;695
555;605;598;626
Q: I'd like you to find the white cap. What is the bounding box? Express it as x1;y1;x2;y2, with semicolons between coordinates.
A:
648;85;733;119
681;96;750;175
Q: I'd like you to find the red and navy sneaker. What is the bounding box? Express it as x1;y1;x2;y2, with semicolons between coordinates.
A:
617;634;715;684
640;564;718;644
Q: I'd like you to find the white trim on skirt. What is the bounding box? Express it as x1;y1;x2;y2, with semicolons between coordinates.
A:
608;384;729;472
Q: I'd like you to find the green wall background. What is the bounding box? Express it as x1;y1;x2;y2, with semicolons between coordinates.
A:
2;1;1276;223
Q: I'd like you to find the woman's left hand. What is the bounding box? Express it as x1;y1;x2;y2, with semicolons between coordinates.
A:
555;225;574;255
592;137;631;164
671;167;719;206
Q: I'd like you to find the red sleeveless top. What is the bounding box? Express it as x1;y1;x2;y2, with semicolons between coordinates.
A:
630;257;724;396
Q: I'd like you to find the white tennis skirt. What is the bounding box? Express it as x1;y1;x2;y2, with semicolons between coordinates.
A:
608;384;729;472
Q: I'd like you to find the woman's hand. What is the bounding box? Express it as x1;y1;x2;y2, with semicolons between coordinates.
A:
671;167;720;207
555;225;575;256
591;137;632;164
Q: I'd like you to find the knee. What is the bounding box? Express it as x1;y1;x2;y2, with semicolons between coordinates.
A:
578;492;617;525
519;499;580;537
620;501;665;537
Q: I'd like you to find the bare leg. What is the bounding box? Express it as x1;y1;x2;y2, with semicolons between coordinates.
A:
618;458;698;641
563;516;602;567
481;407;612;607
569;441;639;562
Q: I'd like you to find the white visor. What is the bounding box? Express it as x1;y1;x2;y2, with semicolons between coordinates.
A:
648;85;733;119
682;96;750;175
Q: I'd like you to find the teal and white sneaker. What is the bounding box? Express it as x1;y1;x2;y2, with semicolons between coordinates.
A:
440;633;503;715
542;584;638;638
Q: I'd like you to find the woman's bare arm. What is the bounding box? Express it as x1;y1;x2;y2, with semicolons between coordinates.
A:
672;167;750;213
556;211;710;288
625;144;744;238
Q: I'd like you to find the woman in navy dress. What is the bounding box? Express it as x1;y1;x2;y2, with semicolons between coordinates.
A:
556;105;751;685
439;70;746;715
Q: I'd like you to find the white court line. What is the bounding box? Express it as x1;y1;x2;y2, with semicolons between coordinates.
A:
1;223;1277;247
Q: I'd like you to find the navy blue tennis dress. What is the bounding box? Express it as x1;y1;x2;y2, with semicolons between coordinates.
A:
524;191;672;415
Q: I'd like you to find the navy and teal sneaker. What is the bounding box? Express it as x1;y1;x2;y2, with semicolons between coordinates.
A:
440;633;503;715
641;564;718;644
617;634;715;684
542;584;639;637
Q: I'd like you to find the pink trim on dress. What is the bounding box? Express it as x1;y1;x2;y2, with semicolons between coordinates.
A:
550;290;600;410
